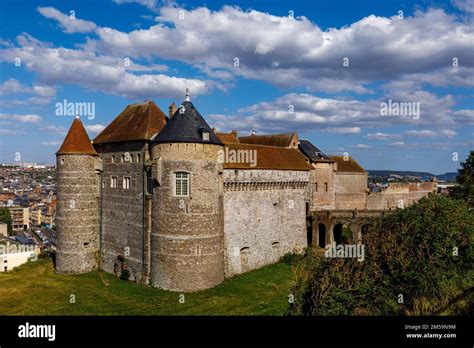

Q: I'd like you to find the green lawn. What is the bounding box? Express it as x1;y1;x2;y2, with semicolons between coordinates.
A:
0;256;295;315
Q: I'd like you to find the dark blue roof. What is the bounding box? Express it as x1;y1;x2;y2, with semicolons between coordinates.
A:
298;139;330;162
15;236;35;245
152;101;222;145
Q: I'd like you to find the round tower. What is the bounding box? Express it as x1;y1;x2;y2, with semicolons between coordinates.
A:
55;116;100;274
150;92;224;291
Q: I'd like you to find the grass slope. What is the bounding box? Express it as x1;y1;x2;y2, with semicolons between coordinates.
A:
0;257;294;315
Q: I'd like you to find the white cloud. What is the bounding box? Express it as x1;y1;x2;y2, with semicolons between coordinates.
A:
84;6;474;93
452;109;474;125
37;7;97;33
349;144;372;149
85;124;106;134
323;127;361;134
0;34;216;100
366;132;401;140
0;79;56;106
388;141;406;147
39;124;67;135
0;113;43;123
208;91;470;135
113;0;160;10
0;129;26;135
404;129;457;138
40;141;62;146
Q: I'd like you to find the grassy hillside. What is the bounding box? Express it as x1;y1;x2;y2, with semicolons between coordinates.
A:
0;257;294;315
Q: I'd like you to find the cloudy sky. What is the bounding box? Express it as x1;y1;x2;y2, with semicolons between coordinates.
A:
0;0;472;173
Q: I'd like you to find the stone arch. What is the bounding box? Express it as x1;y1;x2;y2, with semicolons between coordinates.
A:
240;247;250;273
333;223;345;245
361;224;370;234
318;223;326;248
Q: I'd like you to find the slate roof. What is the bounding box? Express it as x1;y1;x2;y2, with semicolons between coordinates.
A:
93;100;167;144
331;156;366;173
215;132;240;143
56;117;98;156
298;139;332;162
152;101;222;145
238;133;296;147
221;143;312;171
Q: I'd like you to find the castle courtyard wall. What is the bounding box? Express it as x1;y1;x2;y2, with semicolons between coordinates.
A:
94;141;147;283
334;172;368;210
223;169;310;277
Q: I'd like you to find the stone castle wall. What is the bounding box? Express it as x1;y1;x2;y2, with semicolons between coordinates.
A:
94;141;147;283
150;143;224;292
223;169;310;277
367;182;435;210
334;172;368;210
55;154;100;274
311;162;336;210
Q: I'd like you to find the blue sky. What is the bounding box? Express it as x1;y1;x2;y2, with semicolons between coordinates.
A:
0;0;472;173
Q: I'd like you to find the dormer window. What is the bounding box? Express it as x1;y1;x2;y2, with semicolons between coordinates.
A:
198;127;210;141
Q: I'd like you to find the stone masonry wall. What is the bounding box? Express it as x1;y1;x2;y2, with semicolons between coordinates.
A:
94;141;147;283
311;162;336;210
223;169;310;277
334;172;368;210
55;154;100;274
150;143;224;292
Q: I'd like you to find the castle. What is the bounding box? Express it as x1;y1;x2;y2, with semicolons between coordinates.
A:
55;91;437;292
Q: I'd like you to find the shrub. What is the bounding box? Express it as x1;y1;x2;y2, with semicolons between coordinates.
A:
120;269;131;281
288;195;474;315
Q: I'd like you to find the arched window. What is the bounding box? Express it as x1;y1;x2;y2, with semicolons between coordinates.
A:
175;172;190;196
324;182;328;192
111;155;115;163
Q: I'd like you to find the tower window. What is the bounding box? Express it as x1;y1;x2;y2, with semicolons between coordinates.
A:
315;183;318;192
137;153;141;163
175;172;190;197
111;155;115;163
325;182;328;192
123;177;131;189
111;176;118;188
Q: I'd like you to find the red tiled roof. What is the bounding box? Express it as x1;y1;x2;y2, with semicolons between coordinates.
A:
331;156;366;173
216;132;240;143
93;100;167;144
222;142;312;171
56;117;98;156
238;133;296;147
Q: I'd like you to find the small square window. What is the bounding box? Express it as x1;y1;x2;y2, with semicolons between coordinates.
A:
202;132;210;141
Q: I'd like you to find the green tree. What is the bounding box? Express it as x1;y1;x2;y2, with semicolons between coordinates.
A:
452;150;474;207
288;194;474;315
0;207;13;235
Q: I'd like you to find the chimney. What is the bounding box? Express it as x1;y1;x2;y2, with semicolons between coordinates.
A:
231;129;238;137
169;102;177;118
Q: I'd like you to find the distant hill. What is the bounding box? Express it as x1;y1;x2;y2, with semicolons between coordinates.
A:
436;172;458;181
367;170;458;181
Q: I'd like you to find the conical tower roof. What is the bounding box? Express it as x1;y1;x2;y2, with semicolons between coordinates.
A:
56;116;98;156
152;100;222;145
